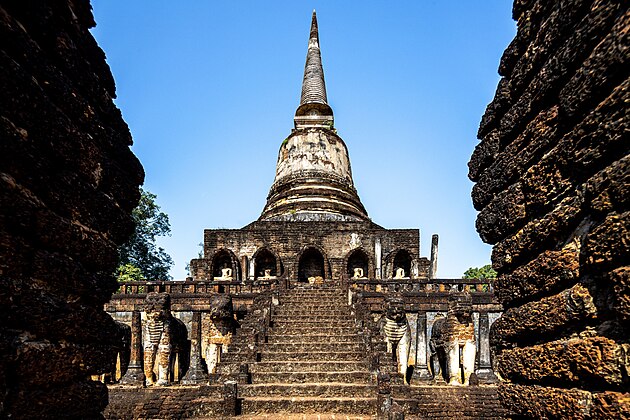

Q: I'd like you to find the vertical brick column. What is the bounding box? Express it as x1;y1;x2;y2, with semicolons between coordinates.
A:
120;311;145;385
476;311;496;383
412;312;432;381
182;311;208;384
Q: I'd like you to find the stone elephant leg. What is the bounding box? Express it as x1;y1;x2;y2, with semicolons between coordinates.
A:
446;344;460;385
143;344;157;385
156;343;171;386
206;343;221;374
462;341;476;385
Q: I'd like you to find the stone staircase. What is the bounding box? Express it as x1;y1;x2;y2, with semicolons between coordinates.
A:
239;287;377;417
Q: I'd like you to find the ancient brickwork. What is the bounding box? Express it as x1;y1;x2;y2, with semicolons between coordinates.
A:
470;0;629;417
0;1;143;418
393;386;510;419
191;221;430;284
105;385;223;419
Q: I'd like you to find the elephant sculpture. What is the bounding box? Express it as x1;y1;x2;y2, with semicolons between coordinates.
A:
204;294;238;374
379;297;411;384
430;294;476;385
92;319;131;383
143;293;190;386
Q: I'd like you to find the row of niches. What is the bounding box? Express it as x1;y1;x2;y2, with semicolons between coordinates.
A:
196;247;416;283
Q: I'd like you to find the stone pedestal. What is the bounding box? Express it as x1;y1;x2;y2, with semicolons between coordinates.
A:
182;311;209;384
120;311;145;385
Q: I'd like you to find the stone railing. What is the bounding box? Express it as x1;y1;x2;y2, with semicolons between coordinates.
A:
348;277;495;294
114;280;278;296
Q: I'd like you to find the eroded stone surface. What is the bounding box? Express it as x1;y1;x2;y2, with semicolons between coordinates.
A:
0;1;143;417
471;0;629;416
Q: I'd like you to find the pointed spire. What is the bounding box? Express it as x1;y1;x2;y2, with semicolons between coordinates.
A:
300;10;327;105
295;10;334;129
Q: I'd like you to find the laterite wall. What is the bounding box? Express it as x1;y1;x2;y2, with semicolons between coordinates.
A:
0;1;143;417
470;0;628;417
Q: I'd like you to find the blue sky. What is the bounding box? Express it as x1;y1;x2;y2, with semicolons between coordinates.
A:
90;1;516;280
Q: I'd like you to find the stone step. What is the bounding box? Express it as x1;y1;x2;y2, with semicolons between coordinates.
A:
261;342;362;353
274;308;352;314
281;297;346;301
273;313;352;319
283;289;345;293
273;319;356;326
267;334;360;344
239;383;375;398
251;361;368;373
282;294;346;298
261;351;363;362
273;315;354;323
233;415;376;420
251;371;372;385
241;396;376;415
251;371;372;384
280;302;348;308
270;326;359;335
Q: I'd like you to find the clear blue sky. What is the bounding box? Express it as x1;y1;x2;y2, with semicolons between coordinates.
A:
90;1;516;280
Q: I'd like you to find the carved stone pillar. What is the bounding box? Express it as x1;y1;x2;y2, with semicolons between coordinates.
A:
476;311;497;383
412;311;432;381
248;257;255;281
429;234;439;279
411;259;419;279
182;311;208;384
375;238;382;279
120;310;144;385
241;255;248;281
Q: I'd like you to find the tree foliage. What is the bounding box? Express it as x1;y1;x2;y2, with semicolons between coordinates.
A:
116;263;144;282
462;264;497;279
118;188;173;280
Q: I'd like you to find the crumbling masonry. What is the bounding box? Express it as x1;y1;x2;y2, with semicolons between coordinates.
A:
0;0;144;418
470;0;629;417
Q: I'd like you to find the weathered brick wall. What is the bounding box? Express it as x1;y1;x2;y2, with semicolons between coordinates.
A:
0;1;143;418
105;385;224;419
193;221;427;281
470;0;628;418
393;386;511;419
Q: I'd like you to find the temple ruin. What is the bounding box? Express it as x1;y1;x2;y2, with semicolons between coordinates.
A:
104;11;506;419
2;0;627;418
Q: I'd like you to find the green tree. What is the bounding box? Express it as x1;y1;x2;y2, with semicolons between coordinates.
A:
116;263;144;282
462;264;497;279
118;188;174;280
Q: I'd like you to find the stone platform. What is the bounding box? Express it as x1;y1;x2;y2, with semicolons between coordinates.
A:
105;287;507;419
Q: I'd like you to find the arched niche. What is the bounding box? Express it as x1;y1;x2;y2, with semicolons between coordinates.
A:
392;249;412;279
211;249;239;280
253;248;281;280
346;248;370;279
298;247;327;283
